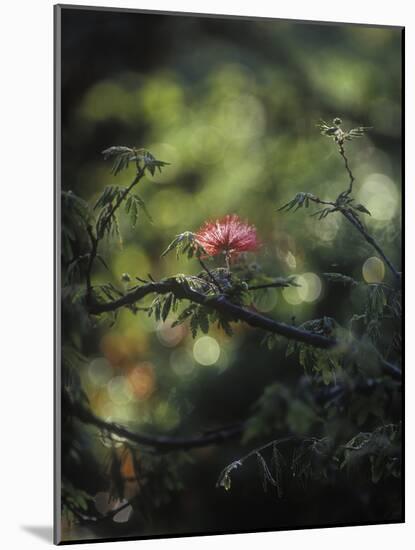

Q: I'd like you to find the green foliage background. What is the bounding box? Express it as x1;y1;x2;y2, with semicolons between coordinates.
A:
59;8;402;543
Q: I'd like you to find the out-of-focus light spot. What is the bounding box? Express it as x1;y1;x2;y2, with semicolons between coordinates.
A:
219;94;266;141
282;285;303;306
370;98;401;137
94;493;132;523
80;81;136;123
357;173;399;221
88;357;113;387
285;251;297;270
127;363;155;401
253;288;278;312
107;376;134;405
297;273;322;303
154;401;181;431
222;153;264;187
157;321;185;347
308;56;366;107
308;214;340;242
193;336;220;366
190;125;225;165
100;333;131;366
140;77;184;127
362;257;385;283
121;452;135;479
90;389;113;419
113;248;151;287
95;492;112;515
170;349;195;376
154;189;189;229
113;503;133;523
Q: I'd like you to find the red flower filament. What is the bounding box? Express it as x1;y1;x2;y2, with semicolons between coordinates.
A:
195;214;259;259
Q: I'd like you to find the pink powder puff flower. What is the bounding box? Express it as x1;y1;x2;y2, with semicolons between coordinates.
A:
195;214;260;259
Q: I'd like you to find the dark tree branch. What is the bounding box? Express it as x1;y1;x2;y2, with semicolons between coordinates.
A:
71;402;244;451
335;141;400;280
88;279;337;349
283;192;400;282
87;278;401;379
85;224;98;296
248;282;295;291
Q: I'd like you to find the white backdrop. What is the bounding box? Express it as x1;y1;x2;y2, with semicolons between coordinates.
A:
0;0;411;548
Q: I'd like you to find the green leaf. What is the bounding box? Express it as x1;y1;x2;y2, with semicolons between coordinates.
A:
353;203;371;216
223;475;231;491
278;192;317;213
161;232;200;258
171;304;197;327
190;313;199;338
198;308;209;334
321;363;333;385
161;293;173;322
102;146;170;176
322;272;358;286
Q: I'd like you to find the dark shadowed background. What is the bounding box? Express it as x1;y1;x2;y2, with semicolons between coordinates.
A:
59;6;402;543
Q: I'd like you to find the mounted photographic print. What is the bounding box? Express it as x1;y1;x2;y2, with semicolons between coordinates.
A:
54;5;404;544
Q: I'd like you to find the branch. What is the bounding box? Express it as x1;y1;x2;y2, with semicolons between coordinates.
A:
335;140;399;280
98;167;145;240
199;258;223;292
88;279;337;349
340;208;401;281
335;141;400;280
85;167;146;302
280;193;400;281
71;402;244;451
248;282;297;291
338;143;355;196
87;278;401;379
216;435;298;491
85;224;98;296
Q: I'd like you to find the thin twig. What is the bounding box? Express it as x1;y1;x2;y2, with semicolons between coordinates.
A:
85;167;146;301
335;143;399;280
338;143;355;196
98;167;145;240
340;208;400;281
199;258;223;292
248;282;293;291
85;224;98;297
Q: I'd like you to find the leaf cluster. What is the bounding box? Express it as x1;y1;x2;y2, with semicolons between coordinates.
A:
317;118;371;145
161;231;205;259
341;423;401;483
102;146;169;176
